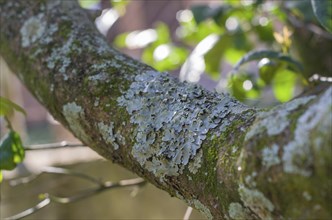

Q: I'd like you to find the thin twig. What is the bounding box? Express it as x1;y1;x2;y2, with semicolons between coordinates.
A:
23;141;86;150
10;166;104;186
4;198;51;220
43;177;146;204
5;177;146;220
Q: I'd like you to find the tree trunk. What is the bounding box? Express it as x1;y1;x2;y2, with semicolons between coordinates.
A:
0;1;331;219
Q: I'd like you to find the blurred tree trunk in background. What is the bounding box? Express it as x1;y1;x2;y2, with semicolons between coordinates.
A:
0;0;331;219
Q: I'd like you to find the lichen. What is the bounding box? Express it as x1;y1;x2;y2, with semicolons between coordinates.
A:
228;202;251;219
244;172;257;188
245;96;315;141
46;32;76;79
117;70;249;177
282;87;332;177
192;199;213;220
20;13;47;48
98;122;125;150
62;102;89;143
238;185;274;220
262;144;280;170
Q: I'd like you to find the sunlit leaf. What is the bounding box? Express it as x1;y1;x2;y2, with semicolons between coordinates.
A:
153;45;188;72
0;96;26;117
272;69;297;102
113;32;128;48
0;170;2;183
233;50;303;74
311;0;332;33
177;18;222;45
111;0;130;15
155;22;170;45
224;48;246;65
0;131;25;170
78;0;99;9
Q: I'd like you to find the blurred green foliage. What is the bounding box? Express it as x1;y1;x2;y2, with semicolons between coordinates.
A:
79;0;130;10
113;0;331;103
311;0;332;33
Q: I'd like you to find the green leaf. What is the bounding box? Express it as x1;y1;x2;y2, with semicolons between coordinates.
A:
224;48;246;65
311;0;332;33
254;21;275;43
0;131;25;170
204;34;232;79
0;96;26;117
233;50;304;74
78;0;99;9
228;74;260;102
160;47;188;71
111;0;130;13
155;22;170;45
272;69;297;102
113;32;128;48
0;170;2;183
177;18;222;45
258;58;280;84
191;4;232;25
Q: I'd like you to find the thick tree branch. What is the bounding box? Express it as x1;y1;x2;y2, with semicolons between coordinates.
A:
0;0;331;219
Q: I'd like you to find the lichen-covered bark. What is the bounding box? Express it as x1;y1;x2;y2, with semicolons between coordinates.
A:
0;1;331;219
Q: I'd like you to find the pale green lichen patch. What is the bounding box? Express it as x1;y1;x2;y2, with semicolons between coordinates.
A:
239;185;274;220
117;70;249;177
46;32;76;79
244;172;257;188
262;144;280;170
245;96;315;141
62;102;89;144
192;199;213;220
228;202;251;219
282;87;332;177
97;122;125;150
20;13;47;48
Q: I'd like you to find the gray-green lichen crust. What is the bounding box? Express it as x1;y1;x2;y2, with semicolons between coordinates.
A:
228;202;251;219
238;185;274;220
118;70;249;177
98;122;125;150
245;95;315;141
20;14;47;48
62;102;89;144
282;87;332;176
192;199;213;220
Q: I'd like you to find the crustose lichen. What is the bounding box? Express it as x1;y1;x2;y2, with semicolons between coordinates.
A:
118;70;249;177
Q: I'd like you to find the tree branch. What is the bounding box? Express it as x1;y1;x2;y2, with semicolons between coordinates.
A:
0;0;331;219
23;141;87;151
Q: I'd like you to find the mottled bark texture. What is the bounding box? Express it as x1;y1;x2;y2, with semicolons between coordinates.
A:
0;1;331;219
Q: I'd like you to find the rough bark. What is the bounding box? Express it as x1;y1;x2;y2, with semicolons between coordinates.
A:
0;0;331;219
